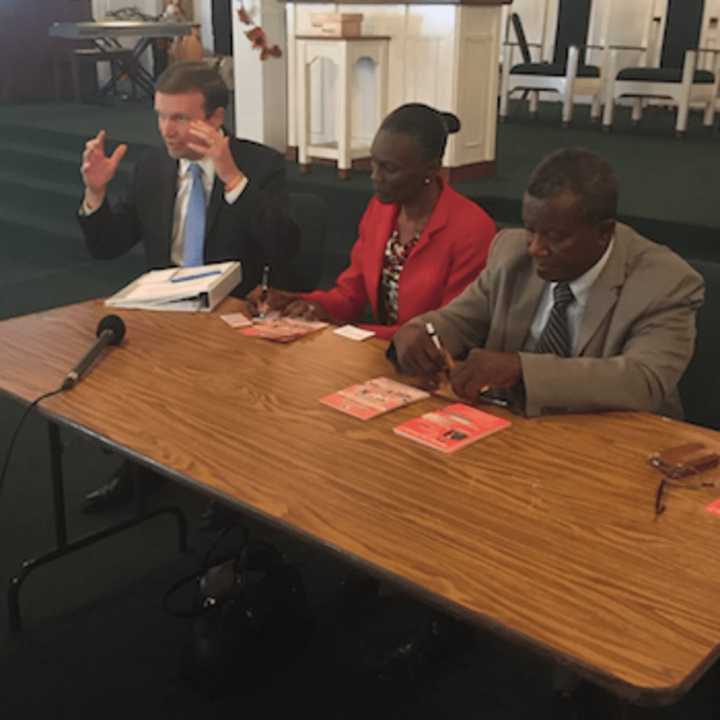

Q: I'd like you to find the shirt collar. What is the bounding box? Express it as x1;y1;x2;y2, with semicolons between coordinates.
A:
554;236;614;305
178;155;216;181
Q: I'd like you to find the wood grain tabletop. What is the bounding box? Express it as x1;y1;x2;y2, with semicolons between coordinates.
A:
1;299;719;704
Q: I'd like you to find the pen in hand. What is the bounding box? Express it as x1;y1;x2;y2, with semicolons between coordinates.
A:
425;322;490;396
258;264;270;319
425;322;455;371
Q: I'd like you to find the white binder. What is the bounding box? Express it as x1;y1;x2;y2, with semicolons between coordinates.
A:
105;261;242;312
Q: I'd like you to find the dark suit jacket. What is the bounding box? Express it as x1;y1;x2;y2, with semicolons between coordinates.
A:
78;136;300;296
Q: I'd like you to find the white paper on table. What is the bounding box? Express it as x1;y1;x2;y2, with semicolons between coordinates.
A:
333;325;376;341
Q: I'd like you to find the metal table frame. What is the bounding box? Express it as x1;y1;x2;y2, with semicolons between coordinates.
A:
49;21;193;99
7;419;188;631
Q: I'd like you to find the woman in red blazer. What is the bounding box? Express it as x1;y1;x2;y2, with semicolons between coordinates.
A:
260;104;496;339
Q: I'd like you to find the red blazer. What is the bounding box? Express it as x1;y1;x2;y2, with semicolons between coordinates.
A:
302;180;496;339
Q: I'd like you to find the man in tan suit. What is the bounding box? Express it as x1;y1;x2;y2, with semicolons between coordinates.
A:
391;148;704;417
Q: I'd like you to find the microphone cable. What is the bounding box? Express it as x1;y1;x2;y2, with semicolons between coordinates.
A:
1;314;126;500
0;384;66;499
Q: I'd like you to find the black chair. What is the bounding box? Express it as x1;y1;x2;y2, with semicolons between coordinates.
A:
499;0;605;126
212;0;233;56
603;0;720;136
286;192;328;292
510;13;533;65
679;260;720;430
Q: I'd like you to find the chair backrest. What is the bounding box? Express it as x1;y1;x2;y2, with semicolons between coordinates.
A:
511;13;533;65
286;192;328;292
660;0;705;69
552;0;592;67
212;0;232;56
679;259;720;430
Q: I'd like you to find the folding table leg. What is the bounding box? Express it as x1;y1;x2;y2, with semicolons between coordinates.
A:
7;421;189;632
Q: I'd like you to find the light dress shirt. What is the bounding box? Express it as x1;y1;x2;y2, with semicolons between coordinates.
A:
525;238;614;355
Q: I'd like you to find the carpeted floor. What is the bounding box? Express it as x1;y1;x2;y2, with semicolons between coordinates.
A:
1;97;719;718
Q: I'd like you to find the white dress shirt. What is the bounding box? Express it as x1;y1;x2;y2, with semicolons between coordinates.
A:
526;238;614;355
169;156;248;265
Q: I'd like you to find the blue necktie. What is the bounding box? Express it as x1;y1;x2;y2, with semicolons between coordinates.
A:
182;163;206;267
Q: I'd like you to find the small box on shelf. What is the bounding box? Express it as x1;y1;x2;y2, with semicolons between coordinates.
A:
309;13;364;38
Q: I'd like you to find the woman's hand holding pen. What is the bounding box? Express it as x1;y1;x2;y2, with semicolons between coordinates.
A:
244;286;332;322
283;299;332;322
246;286;298;316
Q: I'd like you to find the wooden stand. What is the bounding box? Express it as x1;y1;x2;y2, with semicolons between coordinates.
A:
296;35;389;178
285;0;511;177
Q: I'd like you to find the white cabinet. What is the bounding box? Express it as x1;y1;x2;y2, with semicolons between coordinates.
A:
287;2;506;173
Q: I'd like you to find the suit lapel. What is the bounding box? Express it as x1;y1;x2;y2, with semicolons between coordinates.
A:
367;202;398;315
504;265;546;351
408;180;450;258
158;155;178;267
205;132;239;258
204;175;224;255
386;182;449;317
575;237;627;355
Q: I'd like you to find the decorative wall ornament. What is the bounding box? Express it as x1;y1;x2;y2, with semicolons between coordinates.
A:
237;2;282;60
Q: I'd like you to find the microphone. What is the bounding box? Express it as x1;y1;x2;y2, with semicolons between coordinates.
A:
62;315;126;391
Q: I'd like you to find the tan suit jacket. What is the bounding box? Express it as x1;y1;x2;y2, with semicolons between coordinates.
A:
410;223;704;417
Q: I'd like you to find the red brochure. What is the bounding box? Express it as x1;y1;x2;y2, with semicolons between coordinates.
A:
394;403;510;453
320;377;429;420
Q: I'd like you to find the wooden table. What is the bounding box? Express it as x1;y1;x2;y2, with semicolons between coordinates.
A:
1;300;720;705
49;21;193;42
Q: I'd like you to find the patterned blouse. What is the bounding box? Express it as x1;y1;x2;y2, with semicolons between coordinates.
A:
378;228;422;324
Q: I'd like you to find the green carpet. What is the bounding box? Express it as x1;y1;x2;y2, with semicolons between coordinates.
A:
287;101;720;264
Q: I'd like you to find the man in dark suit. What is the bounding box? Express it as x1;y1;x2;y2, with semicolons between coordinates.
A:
80;60;299;296
78;60;300;510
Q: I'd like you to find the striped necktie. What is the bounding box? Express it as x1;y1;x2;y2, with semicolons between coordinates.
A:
535;282;574;357
182;162;206;267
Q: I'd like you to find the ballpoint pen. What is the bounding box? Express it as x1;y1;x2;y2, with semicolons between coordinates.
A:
170;269;223;283
425;322;455;370
258;264;270;319
426;322;491;395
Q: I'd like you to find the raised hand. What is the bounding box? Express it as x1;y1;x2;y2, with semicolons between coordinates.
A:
81;129;127;208
186;121;245;185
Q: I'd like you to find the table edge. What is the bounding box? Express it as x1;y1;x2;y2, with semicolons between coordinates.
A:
0;384;715;705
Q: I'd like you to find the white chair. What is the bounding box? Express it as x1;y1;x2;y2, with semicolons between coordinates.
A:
500;0;606;127
602;0;720;137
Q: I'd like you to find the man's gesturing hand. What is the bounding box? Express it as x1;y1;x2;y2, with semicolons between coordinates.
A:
81;130;127;209
187;121;245;186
